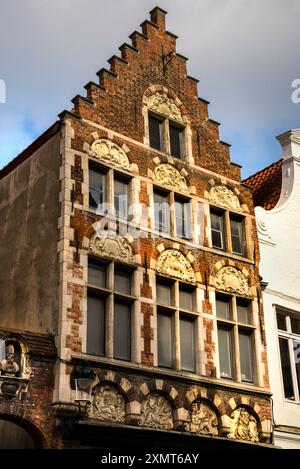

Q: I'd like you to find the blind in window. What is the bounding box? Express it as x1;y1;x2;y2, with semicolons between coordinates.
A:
169;123;183;158
149;115;163;151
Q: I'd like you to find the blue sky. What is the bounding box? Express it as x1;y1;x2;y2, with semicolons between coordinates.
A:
1;0;300;178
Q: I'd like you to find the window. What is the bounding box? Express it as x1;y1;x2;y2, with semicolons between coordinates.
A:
156;278;196;372
175;197;192;239
210;210;225;250
277;308;300;401
89;166;107;209
210;208;247;257
154;191;170;234
114;176;129;219
216;293;255;383
153;190;192;240
87;258;135;361
230;216;245;256
148;112;185;159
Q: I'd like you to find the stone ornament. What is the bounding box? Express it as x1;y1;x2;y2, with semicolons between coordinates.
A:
89;233;134;264
255;207;271;238
209;185;241;211
228;408;259;443
148;92;183;123
140;392;173;430
215;266;249;296
89;139;130;171
88;384;125;423
156;249;195;283
153;164;188;192
187;400;219;436
0;343;19;376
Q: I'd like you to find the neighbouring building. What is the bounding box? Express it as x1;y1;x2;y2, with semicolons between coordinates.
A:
0;7;273;449
245;129;300;449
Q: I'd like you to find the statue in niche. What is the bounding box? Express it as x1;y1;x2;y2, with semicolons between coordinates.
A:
187;400;219;436
88;384;125;423
228;407;259;442
1;343;19;376
140;392;173;430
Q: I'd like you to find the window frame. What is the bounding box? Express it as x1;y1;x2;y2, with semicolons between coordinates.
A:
148;111;186;159
209;205;247;258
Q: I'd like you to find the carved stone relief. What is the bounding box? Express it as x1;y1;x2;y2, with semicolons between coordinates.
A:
156;250;195;283
148;92;183;123
89;233;134;264
215;266;249;296
140;392;173;430
0;343;19;377
187;400;219;436
153;164;188;192
209;185;241;211
89;139;130;171
228;408;259;442
88;384;125;423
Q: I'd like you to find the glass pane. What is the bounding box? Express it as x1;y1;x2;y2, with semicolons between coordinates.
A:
156;282;172;305
114;178;128;219
216;296;231;320
175;199;191;239
88;261;106;288
218;327;233;379
158;312;173;368
180;317;195;372
87;296;105;356
279;337;294;399
169;123;183;159
293;340;300;394
211;212;225;249
239;331;253;382
89;167;106;209
154;192;170;233
276;312;287;331
179;287;194;311
149;114;163;151
114;302;131;361
291;317;300;335
237;301;250;324
114;268;131;295
230;217;245;255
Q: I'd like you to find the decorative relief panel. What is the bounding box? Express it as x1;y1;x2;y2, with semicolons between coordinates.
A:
228;408;259;443
208;185;241;211
89;139;130;171
187;400;219;436
153;164;188;192
89;233;134;264
215;266;249;296
156;250;195;283
140;392;173;430
148;92;183;123
88;384;125;423
0;343;19;376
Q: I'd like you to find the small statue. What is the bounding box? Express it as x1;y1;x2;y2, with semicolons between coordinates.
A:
1;343;19;376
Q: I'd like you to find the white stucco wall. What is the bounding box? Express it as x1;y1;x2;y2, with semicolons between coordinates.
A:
255;129;300;449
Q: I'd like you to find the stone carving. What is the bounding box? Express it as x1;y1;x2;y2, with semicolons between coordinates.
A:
153;164;188;192
215;266;249;296
187;400;219;436
228;408;259;442
209;185;241;211
89;139;130;171
140;392;173;430
88;384;125;423
255;207;271;238
148;92;183;123
89;232;134;264
0;344;19;377
156;250;195;283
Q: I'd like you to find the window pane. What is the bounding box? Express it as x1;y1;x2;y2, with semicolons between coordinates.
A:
114;268;131;295
169;123;183;159
156;281;172;305
218;327;233;379
291;317;300;335
230;217;245;256
179;287;194;311
211;211;225;250
89;167;106;209
276;312;287;331
239;331;253;382
114;302;131;360
180;317;195;372
114;178;128;219
158;312;173;368
279;337;294;399
237;301;250;324
149;114;163;151
216;296;231;320
87;296;105;356
88;261;106;288
175;199;192;239
154;192;170;233
293;340;300;394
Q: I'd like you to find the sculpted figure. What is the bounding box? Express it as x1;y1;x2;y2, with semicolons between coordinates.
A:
1;344;19;376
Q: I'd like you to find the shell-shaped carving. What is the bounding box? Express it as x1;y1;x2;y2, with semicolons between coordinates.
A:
187;400;219;436
153;164;188;192
148;92;183;123
228;408;259;442
88;384;125;423
89;233;134;264
89;139;130;171
140;392;173;430
215;266;249;295
156;249;195;283
209;185;241;211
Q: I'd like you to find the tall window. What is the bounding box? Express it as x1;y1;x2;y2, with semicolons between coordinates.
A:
156;278;196;372
230;215;245;256
114;176;129;219
210;208;246;257
210;210;225;250
153;189;192;240
148;112;185;159
87;258;135;361
89;166;107;209
175;196;192;239
216;293;255;383
154;191;170;234
277;308;300;401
